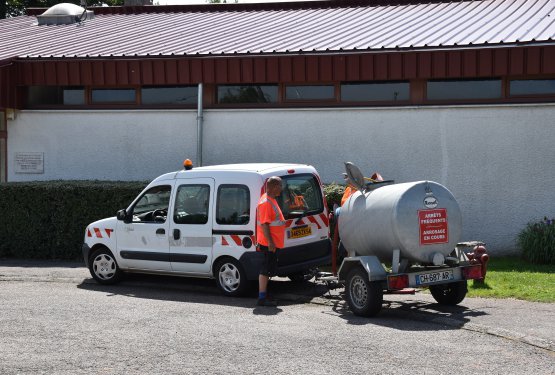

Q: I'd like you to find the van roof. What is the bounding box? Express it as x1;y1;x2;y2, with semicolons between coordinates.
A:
151;163;315;183
192;163;309;172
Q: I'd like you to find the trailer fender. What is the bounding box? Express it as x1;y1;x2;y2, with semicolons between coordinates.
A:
338;256;387;283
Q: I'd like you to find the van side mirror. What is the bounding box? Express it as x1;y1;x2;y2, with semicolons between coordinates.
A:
116;209;128;221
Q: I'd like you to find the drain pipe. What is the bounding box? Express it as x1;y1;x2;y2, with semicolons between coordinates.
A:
196;83;203;167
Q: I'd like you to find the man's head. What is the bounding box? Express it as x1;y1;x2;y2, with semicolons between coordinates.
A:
266;176;283;198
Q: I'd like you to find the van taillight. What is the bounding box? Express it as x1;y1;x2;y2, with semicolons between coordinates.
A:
287;169;295;174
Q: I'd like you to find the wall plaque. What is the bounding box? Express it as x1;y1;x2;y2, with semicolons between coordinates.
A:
14;152;44;174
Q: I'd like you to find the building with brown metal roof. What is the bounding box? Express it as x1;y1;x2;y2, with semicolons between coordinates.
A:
0;0;554;254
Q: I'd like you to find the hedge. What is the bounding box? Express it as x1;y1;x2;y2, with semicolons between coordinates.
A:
0;181;146;260
0;181;346;261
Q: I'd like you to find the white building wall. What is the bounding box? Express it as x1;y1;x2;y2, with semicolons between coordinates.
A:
7;104;555;255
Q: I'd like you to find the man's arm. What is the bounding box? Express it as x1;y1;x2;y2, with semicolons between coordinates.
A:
261;223;276;253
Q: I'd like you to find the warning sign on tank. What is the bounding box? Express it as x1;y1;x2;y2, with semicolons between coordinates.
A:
418;209;449;245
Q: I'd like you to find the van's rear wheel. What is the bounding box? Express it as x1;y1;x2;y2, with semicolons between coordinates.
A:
214;258;249;297
345;267;383;317
430;281;467;305
288;269;315;283
88;246;122;285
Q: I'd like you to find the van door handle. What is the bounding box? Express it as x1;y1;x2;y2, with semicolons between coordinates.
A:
173;229;180;241
156;228;165;235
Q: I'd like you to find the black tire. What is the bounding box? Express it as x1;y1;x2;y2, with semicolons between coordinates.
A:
345;267;383;317
214;258;249;297
88;246;123;285
430;281;468;305
288;270;315;283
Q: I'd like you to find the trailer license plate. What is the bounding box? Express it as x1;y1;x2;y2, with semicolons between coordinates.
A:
289;225;312;239
415;269;454;285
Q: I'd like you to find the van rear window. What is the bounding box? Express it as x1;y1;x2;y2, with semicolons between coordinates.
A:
276;174;324;219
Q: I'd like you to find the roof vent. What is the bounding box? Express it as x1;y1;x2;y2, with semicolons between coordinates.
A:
36;3;94;25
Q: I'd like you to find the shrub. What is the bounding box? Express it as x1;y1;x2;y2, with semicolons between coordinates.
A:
324;182;345;209
517;217;555;265
0;181;146;260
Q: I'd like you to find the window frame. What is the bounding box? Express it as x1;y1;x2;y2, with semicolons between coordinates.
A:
340;80;411;104
215;184;251;226
425;78;503;103
173;183;211;225
129;184;172;224
216;84;280;105
284;83;338;103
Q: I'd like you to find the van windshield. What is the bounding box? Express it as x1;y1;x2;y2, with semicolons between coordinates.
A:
275;174;324;219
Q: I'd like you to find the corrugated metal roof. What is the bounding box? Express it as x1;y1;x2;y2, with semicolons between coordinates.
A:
0;0;554;61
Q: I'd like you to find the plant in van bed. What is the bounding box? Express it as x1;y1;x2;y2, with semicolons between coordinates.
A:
517;217;555;265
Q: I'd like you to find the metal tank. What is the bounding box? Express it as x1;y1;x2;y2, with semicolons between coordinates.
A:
338;180;462;265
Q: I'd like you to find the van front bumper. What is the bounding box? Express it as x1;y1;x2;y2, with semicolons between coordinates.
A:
82;243;91;268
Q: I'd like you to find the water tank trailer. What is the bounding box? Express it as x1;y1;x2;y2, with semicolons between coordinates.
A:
331;163;489;317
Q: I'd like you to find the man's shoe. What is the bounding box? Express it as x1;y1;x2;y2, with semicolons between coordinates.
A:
257;298;277;307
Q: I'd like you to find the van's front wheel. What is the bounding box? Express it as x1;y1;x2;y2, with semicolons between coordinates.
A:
214;258;249;297
88;246;122;285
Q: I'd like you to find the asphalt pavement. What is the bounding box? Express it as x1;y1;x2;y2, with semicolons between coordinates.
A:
0;259;553;353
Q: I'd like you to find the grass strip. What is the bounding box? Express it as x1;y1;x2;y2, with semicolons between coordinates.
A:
467;257;555;303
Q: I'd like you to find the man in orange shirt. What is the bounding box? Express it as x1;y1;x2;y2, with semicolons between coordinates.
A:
256;176;285;307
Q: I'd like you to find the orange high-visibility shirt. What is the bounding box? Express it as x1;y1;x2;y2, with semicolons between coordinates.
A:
341;186;355;206
256;193;285;248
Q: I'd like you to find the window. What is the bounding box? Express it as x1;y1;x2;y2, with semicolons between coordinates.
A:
341;81;409;102
276;174;324;219
0;138;5;183
510;79;555;96
63;88;85;105
27;86;85;106
174;184;210;224
427;79;501;100
91;88;136;104
285;85;335;101
216;185;250;225
131;185;172;222
218;85;278;103
142;86;198;105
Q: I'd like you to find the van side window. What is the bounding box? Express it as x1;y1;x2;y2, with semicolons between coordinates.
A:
174;184;210;225
216;185;250;225
131;185;172;223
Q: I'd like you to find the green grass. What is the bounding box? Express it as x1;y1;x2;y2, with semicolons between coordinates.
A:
466;257;555;303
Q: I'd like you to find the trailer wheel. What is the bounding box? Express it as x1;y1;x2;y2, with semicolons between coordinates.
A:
345;267;383;317
430;281;467;305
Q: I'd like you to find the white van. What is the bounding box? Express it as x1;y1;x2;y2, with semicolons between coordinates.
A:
82;163;331;296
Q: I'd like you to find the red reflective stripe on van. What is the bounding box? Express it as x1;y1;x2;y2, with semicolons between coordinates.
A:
221;236;229;246
307;216;321;229
296;218;305;225
87;229;92;237
319;213;329;227
231;235;242;246
94;228;103;238
285;219;294;228
105;229;113;238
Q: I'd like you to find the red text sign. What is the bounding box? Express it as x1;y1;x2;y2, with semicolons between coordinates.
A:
418;209;449;245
